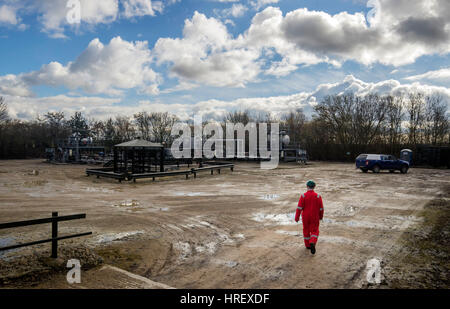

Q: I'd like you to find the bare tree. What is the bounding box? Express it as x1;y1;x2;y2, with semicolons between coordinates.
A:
44;112;65;126
406;92;425;146
114;116;136;142
148;112;178;144
103;118;117;147
424;94;449;145
224;110;251;125
134;111;152;140
0;97;8;123
282;109;306;146
315;94;355;146
89;119;105;142
314;93;391;158
44;112;68;145
352;94;387;146
384;95;405;151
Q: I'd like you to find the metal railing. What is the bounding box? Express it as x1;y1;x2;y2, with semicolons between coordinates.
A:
0;212;92;258
191;164;234;178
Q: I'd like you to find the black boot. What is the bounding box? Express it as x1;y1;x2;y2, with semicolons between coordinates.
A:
310;243;316;254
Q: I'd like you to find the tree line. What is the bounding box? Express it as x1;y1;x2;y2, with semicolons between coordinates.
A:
0;92;448;160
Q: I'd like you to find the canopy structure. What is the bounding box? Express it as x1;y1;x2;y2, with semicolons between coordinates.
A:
113;139;165;174
114;139;164;149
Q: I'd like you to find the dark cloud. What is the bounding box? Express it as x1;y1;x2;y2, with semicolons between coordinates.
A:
396;17;449;45
281;10;381;56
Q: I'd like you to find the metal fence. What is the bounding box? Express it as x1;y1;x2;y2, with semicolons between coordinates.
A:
0;212;92;258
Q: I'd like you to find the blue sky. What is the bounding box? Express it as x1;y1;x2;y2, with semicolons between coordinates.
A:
0;0;449;120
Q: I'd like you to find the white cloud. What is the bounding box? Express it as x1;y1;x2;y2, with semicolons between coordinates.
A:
4;75;448;121
32;0;119;38
242;7;333;73
3;94;122;120
220;4;248;18
0;74;33;97
156;0;450;90
160;81;199;94
27;0;119;38
0;5;17;25
404;68;450;83
2;0;450;97
0;0;168;38
122;0;155;18
154;11;261;88
311;75;450;110
121;0;165;18
2;0;449;78
185;75;450;120
153;9;335;88
0;36;160;97
223;18;235;26
250;0;279;10
153;8;336;88
280;0;450;66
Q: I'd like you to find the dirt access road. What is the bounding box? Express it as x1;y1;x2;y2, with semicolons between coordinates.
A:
0;159;448;288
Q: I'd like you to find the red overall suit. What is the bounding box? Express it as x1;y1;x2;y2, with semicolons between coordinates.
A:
295;190;324;248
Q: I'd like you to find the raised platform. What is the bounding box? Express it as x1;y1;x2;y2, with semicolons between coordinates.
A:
86;164;235;182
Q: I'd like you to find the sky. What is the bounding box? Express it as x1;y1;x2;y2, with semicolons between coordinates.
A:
0;0;449;121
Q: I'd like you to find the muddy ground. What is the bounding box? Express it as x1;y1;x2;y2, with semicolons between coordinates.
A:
0;159;448;288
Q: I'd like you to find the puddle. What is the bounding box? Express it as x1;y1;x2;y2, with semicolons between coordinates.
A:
95;231;144;244
232;233;245;240
251;212;297;225
173;192;212;197
197;221;214;228
174;217;239;258
85;187;114;194
387;215;421;222
260;194;280;200
0;237;18;260
112;199;169;213
116;200;140;207
213;259;238;268
322;216;419;230
276;230;299;236
216;183;233;188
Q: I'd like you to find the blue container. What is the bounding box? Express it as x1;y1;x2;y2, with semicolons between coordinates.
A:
400;149;413;165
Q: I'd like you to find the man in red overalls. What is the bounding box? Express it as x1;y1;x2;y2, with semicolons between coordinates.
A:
295;180;324;254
